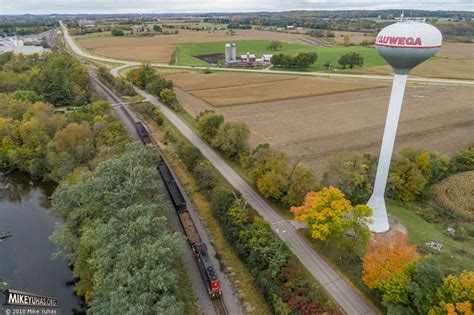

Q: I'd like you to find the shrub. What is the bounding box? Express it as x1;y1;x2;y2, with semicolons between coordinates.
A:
449;144;474;173
193;160;216;192
176;142;202;171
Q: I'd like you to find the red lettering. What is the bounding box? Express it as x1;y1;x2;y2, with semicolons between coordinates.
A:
414;37;422;45
406;37;414;45
398;37;406;45
389;37;398;44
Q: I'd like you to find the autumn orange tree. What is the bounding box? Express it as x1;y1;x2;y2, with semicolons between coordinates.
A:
429;271;474;315
290;186;372;255
362;231;420;304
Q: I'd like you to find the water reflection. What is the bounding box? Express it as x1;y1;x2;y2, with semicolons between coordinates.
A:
0;171;85;314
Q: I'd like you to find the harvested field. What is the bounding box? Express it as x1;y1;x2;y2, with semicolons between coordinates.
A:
160;71;385;107
162;71;300;91
348;58;474;80
438;42;474;59
431;171;474;222
75;28;306;63
212;84;474;175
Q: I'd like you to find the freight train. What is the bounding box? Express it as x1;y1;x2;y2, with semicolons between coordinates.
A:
157;157;223;299
127;106;223;299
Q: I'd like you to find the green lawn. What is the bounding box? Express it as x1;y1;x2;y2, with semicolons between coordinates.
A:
387;201;474;274
176;40;387;71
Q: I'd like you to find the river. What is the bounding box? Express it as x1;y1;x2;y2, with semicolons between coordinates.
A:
0;172;85;314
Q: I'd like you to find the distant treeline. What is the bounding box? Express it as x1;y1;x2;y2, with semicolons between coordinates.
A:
0;18;58;35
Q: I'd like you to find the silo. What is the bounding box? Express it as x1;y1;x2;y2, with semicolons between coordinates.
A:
367;20;442;233
225;43;232;63
231;43;236;62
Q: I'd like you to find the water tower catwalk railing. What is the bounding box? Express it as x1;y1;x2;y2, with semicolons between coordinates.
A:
367;20;442;233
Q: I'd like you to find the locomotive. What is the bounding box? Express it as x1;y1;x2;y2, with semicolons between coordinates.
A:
157;157;222;299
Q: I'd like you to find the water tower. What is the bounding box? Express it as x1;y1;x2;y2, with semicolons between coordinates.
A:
367;19;442;233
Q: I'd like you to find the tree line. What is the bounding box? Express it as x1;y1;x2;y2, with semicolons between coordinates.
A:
0;52;91;106
0;53;190;313
50;144;185;313
0;54;130;182
127;65;179;110
270;51;365;70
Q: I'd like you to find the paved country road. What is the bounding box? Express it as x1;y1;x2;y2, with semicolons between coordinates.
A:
61;21;379;314
60;21;473;86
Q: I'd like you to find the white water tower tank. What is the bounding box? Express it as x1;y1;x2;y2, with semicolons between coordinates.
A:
375;21;442;74
225;43;232;63
367;20;442;233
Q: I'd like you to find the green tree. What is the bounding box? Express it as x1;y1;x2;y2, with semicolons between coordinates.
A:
31;53;90;106
247;144;289;180
212;122;250;159
449;144;474;173
322;152;377;204
256;170;289;200
338;52;364;69
267;40;283;51
196;110;224;141
193;160;216;191
159;88;177;106
286;165;317;206
388;157;427;202
11;90;43;103
111;28;124;36
153;24;162;32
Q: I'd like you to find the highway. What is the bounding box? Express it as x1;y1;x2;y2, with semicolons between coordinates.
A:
61;20;377;314
60;21;473;86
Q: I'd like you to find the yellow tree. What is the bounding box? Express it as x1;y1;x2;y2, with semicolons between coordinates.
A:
290;186;371;241
430;271;474;315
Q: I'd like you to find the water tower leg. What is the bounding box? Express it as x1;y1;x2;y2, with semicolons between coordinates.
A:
368;73;408;233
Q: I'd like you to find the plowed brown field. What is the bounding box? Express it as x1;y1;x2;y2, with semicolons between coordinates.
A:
216;85;474;175
161;71;385;107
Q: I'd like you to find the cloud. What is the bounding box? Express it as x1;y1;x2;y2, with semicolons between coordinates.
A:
1;0;472;15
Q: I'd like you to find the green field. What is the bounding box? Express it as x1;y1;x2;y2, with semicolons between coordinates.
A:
176;40;387;71
387;201;474;274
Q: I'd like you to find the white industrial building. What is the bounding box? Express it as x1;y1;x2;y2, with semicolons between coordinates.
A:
0;46;49;55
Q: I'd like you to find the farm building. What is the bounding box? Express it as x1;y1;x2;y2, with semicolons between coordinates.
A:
240;53;256;63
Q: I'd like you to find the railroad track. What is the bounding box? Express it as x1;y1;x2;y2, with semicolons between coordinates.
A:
213;298;228;315
90;70;230;314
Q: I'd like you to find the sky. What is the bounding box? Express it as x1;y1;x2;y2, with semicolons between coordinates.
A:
1;0;473;15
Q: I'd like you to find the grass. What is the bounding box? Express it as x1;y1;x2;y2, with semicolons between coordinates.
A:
176;39;386;71
387;200;474;274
